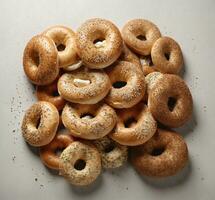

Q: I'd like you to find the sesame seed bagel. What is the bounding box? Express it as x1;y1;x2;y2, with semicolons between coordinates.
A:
93;136;127;169
145;72;164;94
43;25;81;69
105;61;146;108
59;141;101;186
76;18;123;69
21;101;59;147
58;67;111;104
148;74;193;127
143;72;164;103
130;129;188;177
109;104;157;146
122;19;161;56
40;133;74;170
62;103;117;140
36;79;66;111
151;36;183;74
23;35;59;85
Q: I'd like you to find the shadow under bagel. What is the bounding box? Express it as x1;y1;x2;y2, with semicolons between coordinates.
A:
128;148;193;188
66;172;104;195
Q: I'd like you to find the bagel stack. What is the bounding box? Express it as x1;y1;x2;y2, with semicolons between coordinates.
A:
21;18;193;187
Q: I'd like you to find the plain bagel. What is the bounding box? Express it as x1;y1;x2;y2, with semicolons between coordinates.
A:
40;133;74;170
36;79;66;111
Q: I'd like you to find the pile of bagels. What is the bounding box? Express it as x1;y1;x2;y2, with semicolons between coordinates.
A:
21;18;193;186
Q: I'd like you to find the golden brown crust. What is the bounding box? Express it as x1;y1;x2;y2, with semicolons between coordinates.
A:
148;74;193;127
139;55;157;76
59;141;101;186
145;72;164;94
40;133;74;170
130;129;188;177
93;136;127;168
76;18;123;69
36;79;66;111
110;104;157;146
118;44;142;69
105;61;146;108
122;19;161;55
62;103;117;140
151;36;183;74
23;35;59;85
43;25;80;68
58;67;111;104
142;66;156;76
21;101;59;146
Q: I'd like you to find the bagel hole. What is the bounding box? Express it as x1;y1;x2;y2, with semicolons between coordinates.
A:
168;97;177;111
80;113;94;119
124;117;137;128
35;116;41;129
56;43;66;51
93;38;106;48
104;143;115;153
112;81;127;89
32;52;40;67
151;147;165;156
137;34;146;41
164;53;170;60
52;90;59;97
74;159;86;170
55;148;64;156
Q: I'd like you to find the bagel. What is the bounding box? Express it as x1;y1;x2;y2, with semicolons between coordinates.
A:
130;129;188;177
122;19;161;55
119;44;141;69
93;136;127;168
36;79;66;111
21;101;59;146
58;67;111;104
62;103;117;140
109;104;157;146
76;18;123;69
148;74;193;127
23;35;59;85
105;61;146;108
40;133;74;170
151;36;183;74
59;141;101;186
43;25;81;69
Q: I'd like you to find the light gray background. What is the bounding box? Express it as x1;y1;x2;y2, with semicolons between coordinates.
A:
0;0;215;199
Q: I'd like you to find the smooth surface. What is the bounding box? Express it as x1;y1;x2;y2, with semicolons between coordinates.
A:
0;0;215;199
